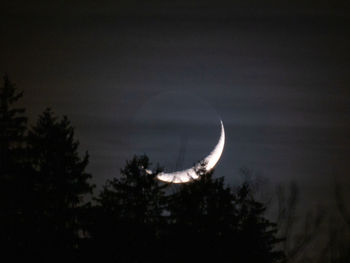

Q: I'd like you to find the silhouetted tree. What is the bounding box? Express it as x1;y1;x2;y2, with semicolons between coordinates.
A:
166;172;284;263
87;155;166;262
0;74;27;253
234;181;284;263
26;109;94;260
165;171;236;262
0;75;27;169
86;156;284;263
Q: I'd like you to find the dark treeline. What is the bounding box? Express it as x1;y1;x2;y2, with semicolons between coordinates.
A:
1;75;349;263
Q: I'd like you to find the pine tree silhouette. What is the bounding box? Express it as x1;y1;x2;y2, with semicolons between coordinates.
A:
87;155;166;262
26;109;94;260
88;156;284;263
166;172;284;263
0;74;27;254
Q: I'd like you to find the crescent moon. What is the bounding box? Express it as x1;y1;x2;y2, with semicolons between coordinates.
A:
156;120;225;183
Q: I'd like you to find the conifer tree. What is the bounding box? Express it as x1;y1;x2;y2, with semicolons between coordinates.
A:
0;74;27;252
167;172;284;263
26;109;93;257
90;155;166;262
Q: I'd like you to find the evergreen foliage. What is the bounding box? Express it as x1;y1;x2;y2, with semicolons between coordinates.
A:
26;109;94;259
0;75;27;253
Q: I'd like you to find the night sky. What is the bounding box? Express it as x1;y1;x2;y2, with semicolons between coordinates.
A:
2;1;350;210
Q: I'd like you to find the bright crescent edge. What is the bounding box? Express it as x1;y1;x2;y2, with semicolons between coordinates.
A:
156;120;225;184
